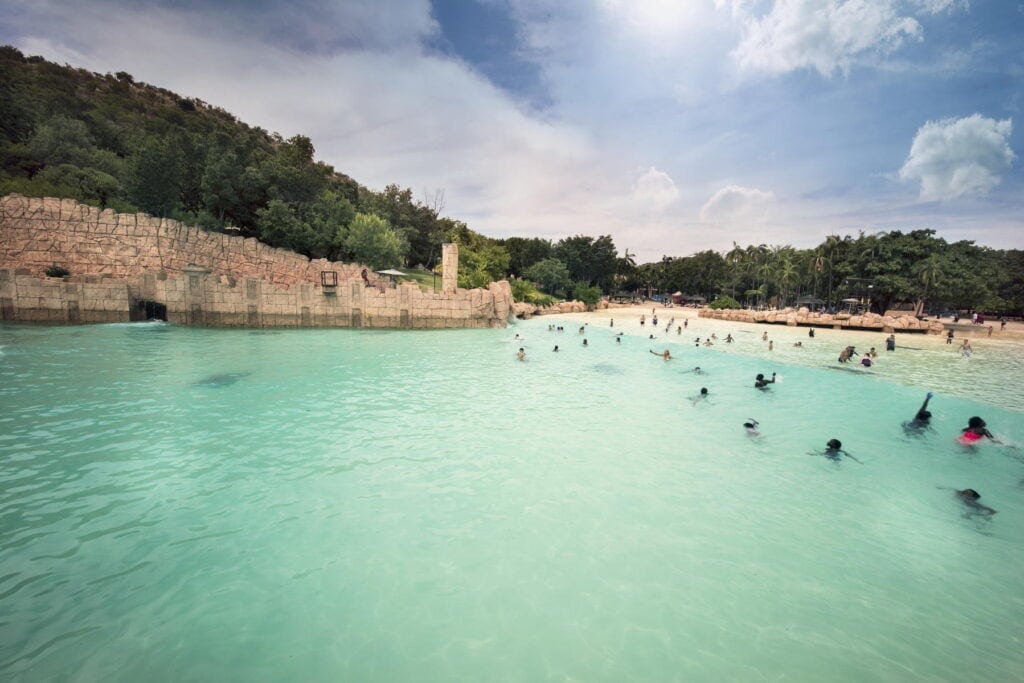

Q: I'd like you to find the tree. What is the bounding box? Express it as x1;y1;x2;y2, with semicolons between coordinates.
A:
128;137;181;217
524;258;571;296
344;212;407;270
553;234;618;291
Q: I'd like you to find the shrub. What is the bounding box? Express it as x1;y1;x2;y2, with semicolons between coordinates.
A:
511;278;559;306
708;296;741;310
45;264;70;277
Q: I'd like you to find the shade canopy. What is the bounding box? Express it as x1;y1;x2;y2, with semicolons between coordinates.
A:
795;295;825;305
376;269;407;276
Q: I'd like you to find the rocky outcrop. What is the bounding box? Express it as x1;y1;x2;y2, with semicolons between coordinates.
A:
699;306;945;334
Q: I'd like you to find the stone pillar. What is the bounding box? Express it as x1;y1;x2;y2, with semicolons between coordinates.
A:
441;243;458;295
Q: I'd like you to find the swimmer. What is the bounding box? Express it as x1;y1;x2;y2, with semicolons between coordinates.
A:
743;419;760;436
650;349;674;360
649;334;657;340
960;416;997;444
838;346;858;363
793;341;802;348
703;339;714;346
860;356;872;368
514;333;521;340
689;387;709;404
684;319;688;329
725;334;734;343
956;488;997;516
959;339;972;357
711;333;717;340
583;339;588;347
813;438;862;463
903;392;933;432
553;345;559;352
579;326;585;335
677;326;682;335
754;372;776;389
691;366;705;375
869;347;877;358
517;348;526;361
610;319;614;327
762;332;768;341
808;328;815;338
768;340;773;351
616;337;621;344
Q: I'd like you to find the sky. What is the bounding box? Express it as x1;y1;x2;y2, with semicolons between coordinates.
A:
2;0;1022;262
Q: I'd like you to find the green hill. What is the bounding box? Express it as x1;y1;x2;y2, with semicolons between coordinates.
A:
0;44;497;279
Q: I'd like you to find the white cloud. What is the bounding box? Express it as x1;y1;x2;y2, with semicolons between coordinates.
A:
912;0;968;14
731;0;923;76
699;185;776;224
899;114;1014;201
632;167;679;211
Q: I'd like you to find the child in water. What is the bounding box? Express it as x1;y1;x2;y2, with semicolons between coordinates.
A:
813;438;862;463
959;417;997;444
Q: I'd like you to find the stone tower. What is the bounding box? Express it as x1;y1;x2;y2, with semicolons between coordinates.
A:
441;243;458;294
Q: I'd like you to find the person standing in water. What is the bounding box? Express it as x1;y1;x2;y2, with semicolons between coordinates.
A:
814;438;862;463
754;372;776;388
517;348;526;361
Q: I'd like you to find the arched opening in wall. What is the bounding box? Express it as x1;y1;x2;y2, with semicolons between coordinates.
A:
130;299;167;321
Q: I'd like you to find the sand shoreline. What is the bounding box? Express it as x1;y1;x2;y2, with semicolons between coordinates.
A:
551;303;1024;350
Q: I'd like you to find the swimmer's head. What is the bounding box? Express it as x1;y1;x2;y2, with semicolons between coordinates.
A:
700;387;708;395
959;488;980;499
827;438;842;450
967;416;986;428
755;373;765;381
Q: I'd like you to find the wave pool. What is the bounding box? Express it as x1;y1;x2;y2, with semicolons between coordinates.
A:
1;318;1022;681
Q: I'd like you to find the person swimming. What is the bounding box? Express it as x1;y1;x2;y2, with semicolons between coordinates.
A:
582;339;588;347
725;334;733;343
743;418;760;436
650;349;674;360
860;356;872;367
689;387;709;404
959;416;997;444
838;346;858;363
552;345;559;352
814;438;862;463
956;488;997;516
691;366;704;374
517;348;526;361
754;372;776;389
903;392;933;432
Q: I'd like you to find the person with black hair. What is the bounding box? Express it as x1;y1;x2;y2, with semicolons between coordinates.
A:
754;372;776;389
903;392;934;433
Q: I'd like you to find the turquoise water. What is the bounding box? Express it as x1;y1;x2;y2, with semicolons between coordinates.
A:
1;318;1023;681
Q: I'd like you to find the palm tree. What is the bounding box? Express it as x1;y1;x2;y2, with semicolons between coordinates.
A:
913;254;943;316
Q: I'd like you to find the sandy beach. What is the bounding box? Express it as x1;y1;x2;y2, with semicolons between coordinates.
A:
558;303;1024;351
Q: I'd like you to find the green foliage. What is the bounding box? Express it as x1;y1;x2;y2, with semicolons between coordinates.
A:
45;264;70;277
523;257;570;296
510;278;557;306
501;237;553;277
554;235;618;291
344;212;407;270
708;296;741;310
570;281;603;308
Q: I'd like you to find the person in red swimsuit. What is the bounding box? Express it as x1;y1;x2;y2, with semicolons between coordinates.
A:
959;417;996;444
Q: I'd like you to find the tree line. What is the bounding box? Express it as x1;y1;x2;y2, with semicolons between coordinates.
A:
1;47;1021;314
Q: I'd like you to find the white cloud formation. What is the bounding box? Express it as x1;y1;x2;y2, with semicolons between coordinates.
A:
899;114;1014;201
632;166;679;211
731;0;923;76
912;0;968;14
699;185;776;224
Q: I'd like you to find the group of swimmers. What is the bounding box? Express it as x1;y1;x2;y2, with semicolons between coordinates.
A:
519;314;1005;517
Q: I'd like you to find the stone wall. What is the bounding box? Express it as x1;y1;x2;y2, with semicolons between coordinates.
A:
698;306;945;334
0;195;513;328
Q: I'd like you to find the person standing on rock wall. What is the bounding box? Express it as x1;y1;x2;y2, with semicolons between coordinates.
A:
361;268;369;287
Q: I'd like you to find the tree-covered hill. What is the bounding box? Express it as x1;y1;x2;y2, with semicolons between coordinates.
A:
0;44;491;277
2;46;1021;314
